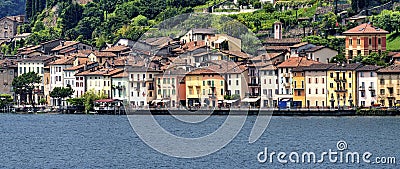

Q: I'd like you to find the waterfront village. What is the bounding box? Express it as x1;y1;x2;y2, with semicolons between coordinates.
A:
0;14;400;114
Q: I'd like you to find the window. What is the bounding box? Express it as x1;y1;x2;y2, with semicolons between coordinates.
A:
315;89;318;94
349;83;352;88
236;80;239;86
330;83;333;88
167;78;170;84
369;38;372;45
349;73;352;78
380;79;385;85
357;38;360;45
315;78;318;84
360;72;364;77
378;38;381;45
221;89;224;95
361;91;365;97
349;38;353;45
380;89;385;95
308;78;311;83
228;80;231;85
172;89;176;95
309;88;311;94
221;81;224;86
297;90;301;96
322;88;325;94
330;73;333;78
370;72;374;77
172;78;175;84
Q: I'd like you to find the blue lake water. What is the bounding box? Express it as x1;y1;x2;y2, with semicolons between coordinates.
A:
0;114;398;168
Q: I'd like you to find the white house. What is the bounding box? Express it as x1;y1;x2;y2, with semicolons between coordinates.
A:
260;65;278;108
356;65;380;107
48;57;74;106
17;56;57;105
111;71;129;104
127;66;161;108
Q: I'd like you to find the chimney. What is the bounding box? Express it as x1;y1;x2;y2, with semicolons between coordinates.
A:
274;21;282;40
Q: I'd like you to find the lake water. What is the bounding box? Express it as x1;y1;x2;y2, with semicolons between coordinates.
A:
0;114;398;168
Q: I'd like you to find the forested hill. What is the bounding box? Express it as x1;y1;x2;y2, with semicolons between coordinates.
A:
22;0;209;48
0;0;26;18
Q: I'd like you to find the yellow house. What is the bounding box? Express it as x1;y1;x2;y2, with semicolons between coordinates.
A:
186;68;224;107
376;64;400;107
327;63;362;109
292;67;305;108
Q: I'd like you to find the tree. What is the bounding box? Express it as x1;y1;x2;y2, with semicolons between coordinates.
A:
0;94;13;108
81;89;107;113
50;85;74;107
12;72;42;108
330;53;347;63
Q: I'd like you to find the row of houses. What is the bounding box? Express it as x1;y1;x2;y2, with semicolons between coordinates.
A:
1;22;399;110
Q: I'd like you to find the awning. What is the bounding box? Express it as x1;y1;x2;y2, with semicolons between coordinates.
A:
152;100;162;104
161;100;170;103
214;38;226;44
218;101;223;103
223;99;238;104
241;97;260;102
281;99;290;102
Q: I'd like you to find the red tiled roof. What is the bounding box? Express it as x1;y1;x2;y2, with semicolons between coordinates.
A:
102;45;130;52
112;71;128;78
48;57;74;65
75;68;123;76
93;51;117;57
221;50;251;59
182;41;206;51
64;62;97;71
343;23;389;34
277;57;320;68
51;41;80;52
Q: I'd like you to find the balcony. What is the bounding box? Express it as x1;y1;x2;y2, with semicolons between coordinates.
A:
359;86;365;91
248;83;260;87
208;93;217;99
294;85;304;90
368;86;375;91
334;78;347;83
387;93;395;98
284;83;291;88
334;88;347;92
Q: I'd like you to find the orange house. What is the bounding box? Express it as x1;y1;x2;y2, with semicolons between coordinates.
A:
343;23;389;60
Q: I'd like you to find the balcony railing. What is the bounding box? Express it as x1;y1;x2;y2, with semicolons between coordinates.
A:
387;93;395;98
294;85;304;90
334;88;347;92
248;83;260;87
368;86;375;91
359;86;365;91
284;83;291;88
334;78;347;83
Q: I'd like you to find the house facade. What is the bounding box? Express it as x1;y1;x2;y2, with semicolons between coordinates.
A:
356;65;380;107
327;63;362;109
343;23;389;60
260;65;278;108
376;65;400;107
